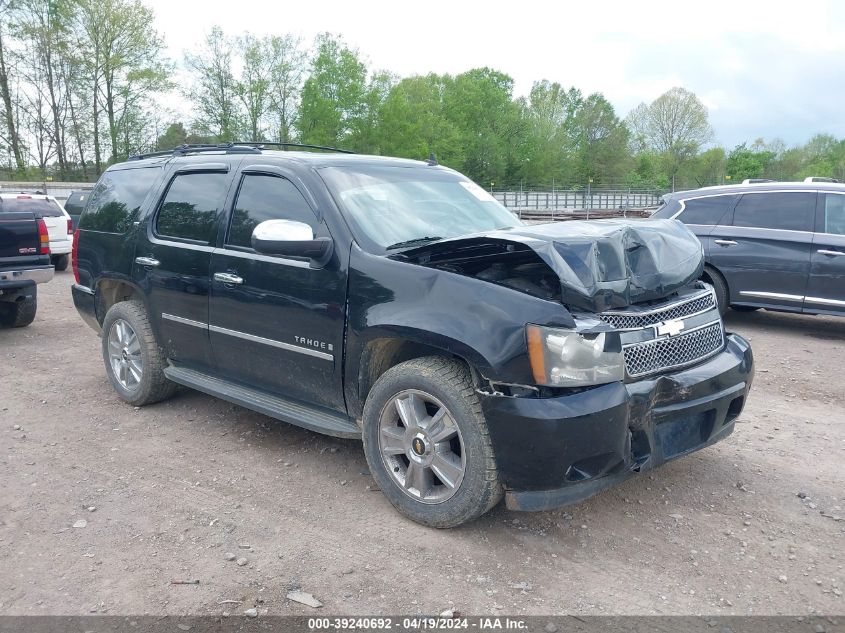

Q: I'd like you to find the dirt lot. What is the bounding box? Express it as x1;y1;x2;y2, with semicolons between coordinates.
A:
1;272;843;616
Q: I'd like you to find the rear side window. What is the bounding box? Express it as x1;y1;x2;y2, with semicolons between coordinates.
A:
226;174;317;249
732;192;815;232
155;172;229;243
0;197;64;217
80;168;160;233
677;195;736;225
823;194;845;235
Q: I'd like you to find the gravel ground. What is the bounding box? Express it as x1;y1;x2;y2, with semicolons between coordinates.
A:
1;272;843;616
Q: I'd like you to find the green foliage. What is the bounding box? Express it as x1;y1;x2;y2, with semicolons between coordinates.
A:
298;33;367;148
726;143;774;182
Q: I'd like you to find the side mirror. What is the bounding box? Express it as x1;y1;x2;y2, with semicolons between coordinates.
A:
251;219;333;268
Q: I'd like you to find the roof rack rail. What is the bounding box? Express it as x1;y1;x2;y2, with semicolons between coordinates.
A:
804;176;839;183
741;178;776;184
127;141;353;162
231;141;355;154
127;143;262;161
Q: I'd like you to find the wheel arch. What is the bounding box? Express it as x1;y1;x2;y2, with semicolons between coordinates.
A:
94;275;148;325
348;327;488;419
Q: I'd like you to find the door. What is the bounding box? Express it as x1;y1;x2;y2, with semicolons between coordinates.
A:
805;192;845;313
708;191;816;311
133;165;234;372
208;169;347;412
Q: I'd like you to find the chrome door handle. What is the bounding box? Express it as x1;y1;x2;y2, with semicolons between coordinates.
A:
214;272;244;285
817;249;845;256
135;256;160;267
714;239;738;246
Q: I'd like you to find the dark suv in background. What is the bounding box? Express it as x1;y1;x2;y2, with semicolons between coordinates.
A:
653;182;845;316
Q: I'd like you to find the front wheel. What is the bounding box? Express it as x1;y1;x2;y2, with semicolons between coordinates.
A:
362;357;502;528
101;301;176;406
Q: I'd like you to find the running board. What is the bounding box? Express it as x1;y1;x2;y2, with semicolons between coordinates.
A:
163;365;361;439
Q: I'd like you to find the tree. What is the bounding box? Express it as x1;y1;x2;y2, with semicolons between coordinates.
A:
726;143;774;182
155;121;187;150
266;34;305;143
185;26;240;141
298;33;367;147
441;67;522;185
236;33;270;141
519;80;581;185
77;0;169;164
627;87;713;184
377;74;464;167
572;93;630;184
0;0;26;172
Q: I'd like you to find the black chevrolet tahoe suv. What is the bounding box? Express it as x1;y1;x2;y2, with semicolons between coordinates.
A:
72;143;754;527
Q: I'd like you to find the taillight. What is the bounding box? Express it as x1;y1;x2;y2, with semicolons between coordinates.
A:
72;229;80;283
67;218;73;234
37;218;50;255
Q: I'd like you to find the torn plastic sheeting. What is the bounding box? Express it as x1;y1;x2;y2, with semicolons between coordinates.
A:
404;219;704;312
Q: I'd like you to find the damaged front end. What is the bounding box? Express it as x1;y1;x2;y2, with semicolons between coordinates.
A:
390;219;753;511
392;218;704;312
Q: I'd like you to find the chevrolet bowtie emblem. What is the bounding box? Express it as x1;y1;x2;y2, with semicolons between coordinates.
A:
656;319;685;337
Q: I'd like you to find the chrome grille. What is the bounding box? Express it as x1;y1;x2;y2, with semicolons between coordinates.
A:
599;291;716;330
623;321;724;378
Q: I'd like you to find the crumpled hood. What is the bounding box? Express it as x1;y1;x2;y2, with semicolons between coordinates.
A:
396;219;704;312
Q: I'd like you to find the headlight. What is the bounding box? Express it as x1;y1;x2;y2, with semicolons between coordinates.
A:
526;324;624;387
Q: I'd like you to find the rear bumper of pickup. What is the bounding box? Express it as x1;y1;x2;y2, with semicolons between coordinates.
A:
480;333;754;511
0;265;54;287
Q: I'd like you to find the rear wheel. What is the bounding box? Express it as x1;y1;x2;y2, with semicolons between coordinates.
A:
101;301;176;406
703;267;729;316
0;295;37;328
52;254;69;271
362;357;502;528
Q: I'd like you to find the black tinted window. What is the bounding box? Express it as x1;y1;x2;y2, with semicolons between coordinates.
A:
678;195;735;225
733;192;815;232
80;168;160;233
0;197;64;217
823;194;845;235
227;174;316;249
156;172;229;243
64;192;88;215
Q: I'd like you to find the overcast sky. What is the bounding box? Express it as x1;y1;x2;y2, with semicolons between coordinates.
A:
145;0;845;149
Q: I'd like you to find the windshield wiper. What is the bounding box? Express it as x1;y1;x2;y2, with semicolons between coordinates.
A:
385;236;444;251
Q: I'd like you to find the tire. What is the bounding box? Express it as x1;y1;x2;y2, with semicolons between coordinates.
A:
704;267;729;316
101;300;177;406
362;356;502;528
52;254;69;271
0;295;37;328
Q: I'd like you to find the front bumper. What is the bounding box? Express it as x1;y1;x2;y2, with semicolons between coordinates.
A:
481;333;754;511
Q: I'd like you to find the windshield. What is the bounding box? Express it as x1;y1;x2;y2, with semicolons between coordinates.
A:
319;166;521;251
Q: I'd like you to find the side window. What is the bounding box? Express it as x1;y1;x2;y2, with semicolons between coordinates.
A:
677;195;736;225
823;194;845;235
226;174;317;249
732;192;815;232
79;168;160;233
155;172;229;243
